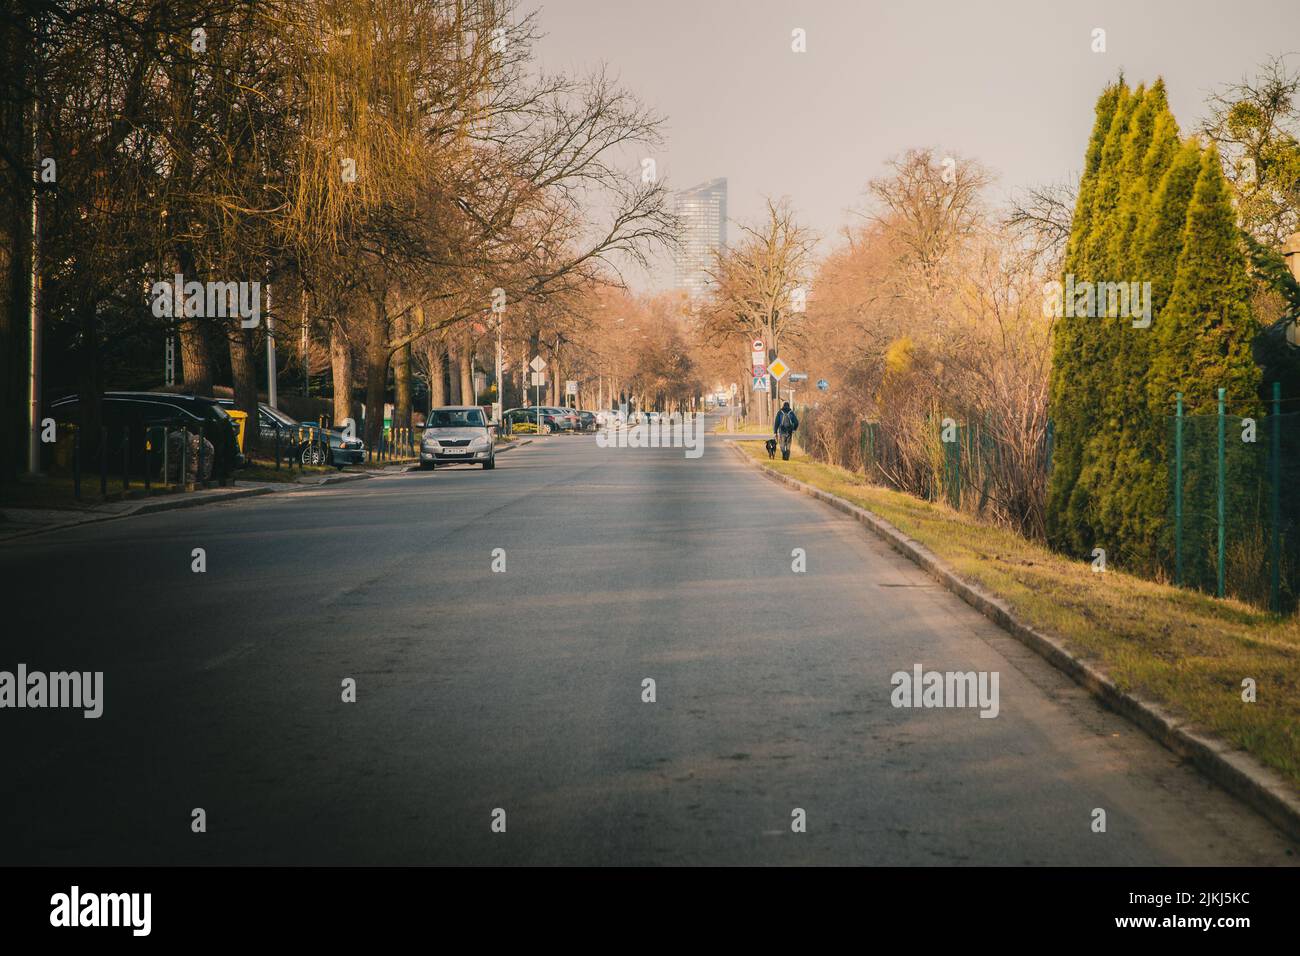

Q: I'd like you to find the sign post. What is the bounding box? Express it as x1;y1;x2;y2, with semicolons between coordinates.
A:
530;356;547;432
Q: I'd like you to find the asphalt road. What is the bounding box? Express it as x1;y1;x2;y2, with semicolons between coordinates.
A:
2;428;1296;865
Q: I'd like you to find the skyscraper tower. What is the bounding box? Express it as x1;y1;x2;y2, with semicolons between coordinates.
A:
673;178;727;298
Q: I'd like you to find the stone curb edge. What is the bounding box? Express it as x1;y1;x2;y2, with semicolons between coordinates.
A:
0;471;374;543
730;443;1300;844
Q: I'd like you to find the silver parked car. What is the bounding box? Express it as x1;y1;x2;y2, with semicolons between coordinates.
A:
420;405;495;470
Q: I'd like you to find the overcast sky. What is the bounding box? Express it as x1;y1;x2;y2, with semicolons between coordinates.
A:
527;0;1299;288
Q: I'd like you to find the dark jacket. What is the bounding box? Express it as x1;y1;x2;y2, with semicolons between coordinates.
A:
774;409;799;434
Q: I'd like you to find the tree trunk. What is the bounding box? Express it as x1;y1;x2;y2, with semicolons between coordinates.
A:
459;332;474;405
447;340;462;404
75;296;105;469
427;339;446;408
393;314;412;432
330;319;352;430
228;324;259;455
362;297;389;450
175;246;214;395
0;28;32;481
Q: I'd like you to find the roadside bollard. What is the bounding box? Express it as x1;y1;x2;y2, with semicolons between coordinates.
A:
274;425;281;470
143;427;151;493
181;428;190;491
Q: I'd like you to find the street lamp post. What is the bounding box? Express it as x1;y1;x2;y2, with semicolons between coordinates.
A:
266;283;278;409
495;313;504;424
1284;232;1300;346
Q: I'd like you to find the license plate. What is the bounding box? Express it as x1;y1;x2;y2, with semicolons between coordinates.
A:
441;448;470;456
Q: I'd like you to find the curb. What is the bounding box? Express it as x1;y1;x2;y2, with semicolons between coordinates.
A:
0;471;374;543
730;443;1300;843
303;471;375;485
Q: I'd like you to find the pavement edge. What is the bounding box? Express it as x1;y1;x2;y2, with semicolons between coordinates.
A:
731;442;1300;844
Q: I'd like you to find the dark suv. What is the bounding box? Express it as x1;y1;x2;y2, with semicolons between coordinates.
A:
49;391;245;481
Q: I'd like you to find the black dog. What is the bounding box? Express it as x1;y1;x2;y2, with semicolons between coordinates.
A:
765;438;777;459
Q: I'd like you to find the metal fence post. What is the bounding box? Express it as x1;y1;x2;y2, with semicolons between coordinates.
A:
143;427;151;493
122;426;130;492
1174;393;1184;588
181;428;190;491
1217;387;1226;599
72;425;81;500
1271;381;1281;613
100;426;108;497
197;426;206;488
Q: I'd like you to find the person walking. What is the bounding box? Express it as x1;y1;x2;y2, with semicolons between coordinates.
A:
774;401;799;461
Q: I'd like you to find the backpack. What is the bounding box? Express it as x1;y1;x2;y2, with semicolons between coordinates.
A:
778;409;798;433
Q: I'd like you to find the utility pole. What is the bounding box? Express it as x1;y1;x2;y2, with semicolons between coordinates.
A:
495;312;504;423
26;74;42;475
301;288;309;396
266;283;278;409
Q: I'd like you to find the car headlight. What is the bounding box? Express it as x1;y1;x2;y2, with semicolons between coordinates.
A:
471;437;490;449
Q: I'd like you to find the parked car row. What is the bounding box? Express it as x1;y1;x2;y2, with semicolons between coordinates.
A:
500;406;607;435
47;391;627;485
48;391;375;480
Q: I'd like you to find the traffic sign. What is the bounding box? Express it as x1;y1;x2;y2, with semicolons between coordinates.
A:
816;379;829;391
789;372;808;382
768;357;789;380
529;355;547;372
530;371;545;387
752;339;764;352
752;375;769;392
566;380;577;396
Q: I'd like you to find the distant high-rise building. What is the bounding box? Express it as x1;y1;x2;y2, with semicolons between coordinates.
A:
673;178;727;298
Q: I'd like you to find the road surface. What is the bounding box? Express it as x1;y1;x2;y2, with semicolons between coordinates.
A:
2;430;1296;864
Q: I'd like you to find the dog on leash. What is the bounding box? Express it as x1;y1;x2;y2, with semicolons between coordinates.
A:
765;438;777;459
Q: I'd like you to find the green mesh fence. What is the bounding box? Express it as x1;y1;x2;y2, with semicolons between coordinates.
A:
1166;388;1292;611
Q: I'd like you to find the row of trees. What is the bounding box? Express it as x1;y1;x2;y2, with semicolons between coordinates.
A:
791;150;1054;533
0;0;674;475
699;59;1299;554
1048;68;1300;571
689;151;1052;534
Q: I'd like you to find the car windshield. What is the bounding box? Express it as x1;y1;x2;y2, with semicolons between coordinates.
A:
427;409;484;428
265;407;298;427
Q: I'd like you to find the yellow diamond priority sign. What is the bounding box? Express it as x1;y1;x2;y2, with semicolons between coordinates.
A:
768;357;789;380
